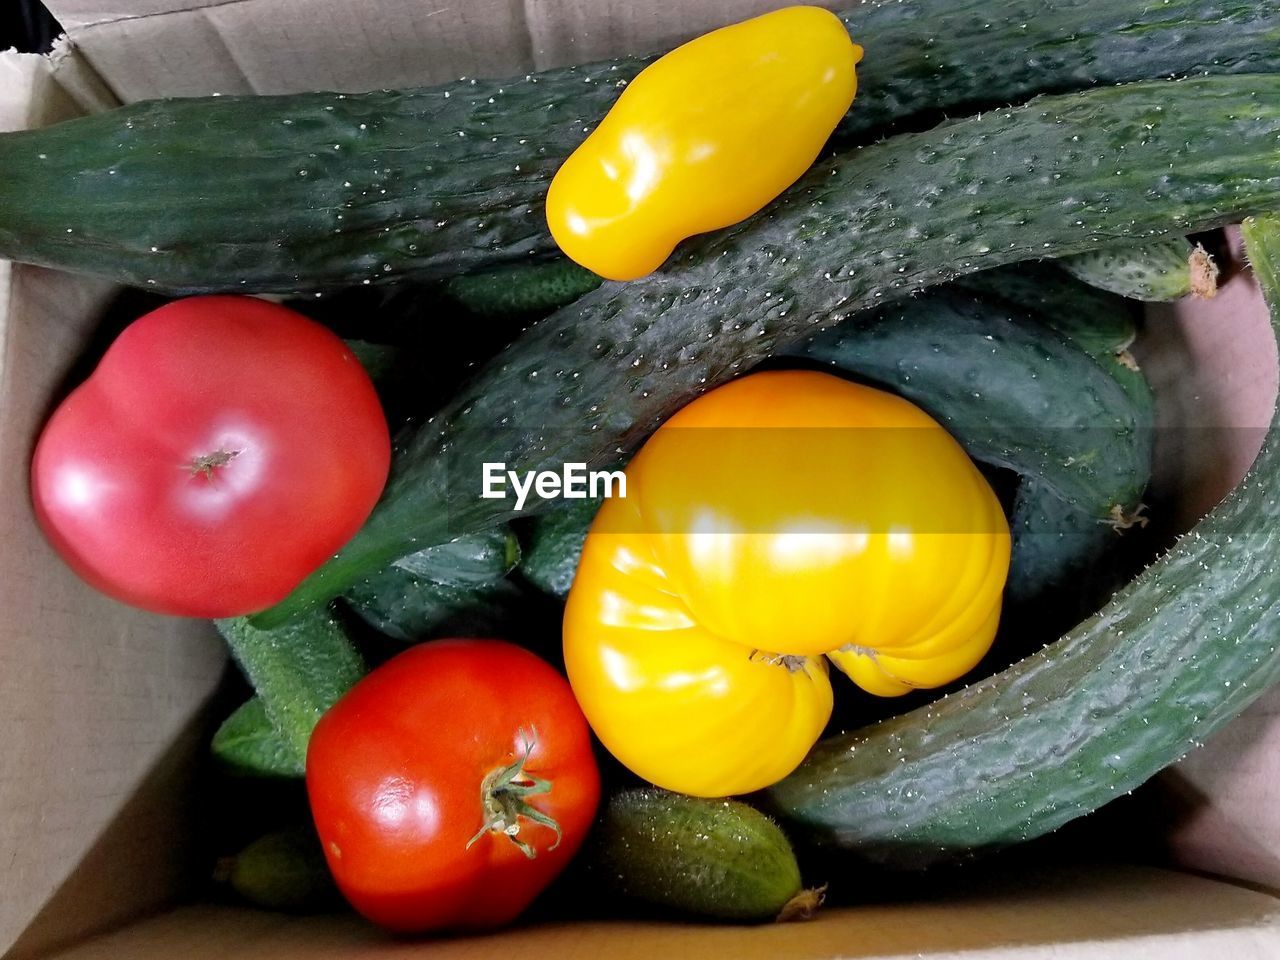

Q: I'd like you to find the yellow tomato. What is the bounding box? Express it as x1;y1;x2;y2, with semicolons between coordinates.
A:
563;371;1011;795
545;6;861;281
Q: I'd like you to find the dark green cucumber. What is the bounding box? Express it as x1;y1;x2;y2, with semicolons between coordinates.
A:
211;697;299;778
590;789;808;923
5;2;1280;292
343;528;523;640
389;529;520;584
345;569;528;642
952;263;1140;363
1005;477;1121;608
220;826;340;912
762;211;1280;867
519;496;604;599
215;610;365;768
1056;239;1218;302
256;75;1280;627
444;260;602;319
790;289;1148;520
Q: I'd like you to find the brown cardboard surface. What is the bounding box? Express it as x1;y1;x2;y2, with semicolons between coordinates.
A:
6;2;1280;958
42;0;836;102
28;866;1280;960
1134;233;1280;893
0;53;228;958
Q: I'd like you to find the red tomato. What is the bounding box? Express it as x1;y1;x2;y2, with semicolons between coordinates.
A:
306;639;600;933
30;295;390;618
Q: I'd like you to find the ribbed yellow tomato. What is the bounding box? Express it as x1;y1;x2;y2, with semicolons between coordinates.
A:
545;6;861;281
563;371;1010;796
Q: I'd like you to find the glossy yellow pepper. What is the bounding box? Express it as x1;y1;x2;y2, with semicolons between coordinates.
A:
545;6;862;281
563;371;1010;796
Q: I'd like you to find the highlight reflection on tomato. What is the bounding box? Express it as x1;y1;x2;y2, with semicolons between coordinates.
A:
30;295;390;618
564;371;1011;796
306;640;600;933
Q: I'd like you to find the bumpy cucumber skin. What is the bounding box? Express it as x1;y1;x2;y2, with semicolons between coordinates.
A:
952;263;1140;361
445;260;603;319
215;611;365;769
255;76;1280;626
4;2;1280;292
211;697;300;778
592;789;802;922
519;496;603;599
791;290;1148;520
1057;238;1194;301
762;213;1280;866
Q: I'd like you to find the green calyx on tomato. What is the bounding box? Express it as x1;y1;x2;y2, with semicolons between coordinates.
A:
467;727;563;860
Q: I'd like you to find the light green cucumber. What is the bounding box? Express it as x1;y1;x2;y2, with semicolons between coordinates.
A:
592;789;812;923
214;609;365;771
444;259;603;319
1056;239;1218;301
220;826;340;912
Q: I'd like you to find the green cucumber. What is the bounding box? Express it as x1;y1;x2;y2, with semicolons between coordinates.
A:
951;263;1140;363
1056;239;1219;302
211;697;298;778
444;260;602;319
215;610;365;769
4;2;1280;292
343;528;523;640
590;789;810;923
390;529;520;584
220;826;340;912
256;75;1280;627
762;211;1280;867
345;570;528;642
791;289;1149;520
1005;478;1120;608
519;496;604;599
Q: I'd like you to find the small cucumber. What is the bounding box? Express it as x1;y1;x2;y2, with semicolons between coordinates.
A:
211;697;299;778
444;259;603;319
590;789;811;923
215;609;365;771
1055;238;1218;301
220;826;340;912
519;496;603;599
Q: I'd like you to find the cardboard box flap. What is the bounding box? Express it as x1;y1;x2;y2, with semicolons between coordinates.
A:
42;0;829;102
26;866;1280;960
0;53;229;959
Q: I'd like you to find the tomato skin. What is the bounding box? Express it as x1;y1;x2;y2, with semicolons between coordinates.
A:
30;296;389;618
306;640;600;933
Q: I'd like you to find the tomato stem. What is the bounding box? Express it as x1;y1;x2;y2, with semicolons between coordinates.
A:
188;448;242;480
466;726;562;859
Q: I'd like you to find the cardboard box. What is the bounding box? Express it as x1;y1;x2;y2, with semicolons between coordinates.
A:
3;2;1280;957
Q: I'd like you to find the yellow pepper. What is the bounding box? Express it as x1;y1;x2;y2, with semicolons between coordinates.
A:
563;371;1010;796
545;6;862;281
